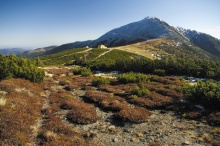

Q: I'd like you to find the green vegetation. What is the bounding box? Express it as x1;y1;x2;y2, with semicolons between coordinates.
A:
117;72;149;84
181;80;220;109
39;48;109;66
131;86;150;96
72;67;92;77
92;76;110;86
153;69;166;76
0;55;44;83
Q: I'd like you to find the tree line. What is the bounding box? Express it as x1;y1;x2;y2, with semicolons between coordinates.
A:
77;55;220;80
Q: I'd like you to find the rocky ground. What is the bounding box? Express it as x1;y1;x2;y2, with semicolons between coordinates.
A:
1;66;219;146
43;66;220;146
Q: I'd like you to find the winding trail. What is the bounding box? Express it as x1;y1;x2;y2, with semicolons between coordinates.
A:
93;48;112;60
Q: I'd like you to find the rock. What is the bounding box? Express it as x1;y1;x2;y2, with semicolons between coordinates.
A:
156;132;162;136
130;137;136;142
195;105;204;110
183;140;190;145
113;138;119;142
108;125;116;133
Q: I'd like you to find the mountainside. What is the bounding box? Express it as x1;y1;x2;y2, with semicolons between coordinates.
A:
0;48;27;55
17;45;57;58
31;17;220;58
175;27;220;57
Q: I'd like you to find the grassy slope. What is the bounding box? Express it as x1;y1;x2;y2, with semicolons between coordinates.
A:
112;38;218;60
38;38;218;66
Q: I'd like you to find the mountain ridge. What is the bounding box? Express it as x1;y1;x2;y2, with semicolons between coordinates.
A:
19;17;220;58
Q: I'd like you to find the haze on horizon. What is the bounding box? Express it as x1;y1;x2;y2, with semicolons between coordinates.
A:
0;0;219;49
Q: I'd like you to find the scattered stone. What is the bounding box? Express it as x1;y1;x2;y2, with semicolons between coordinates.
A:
130;137;136;142
112;138;119;142
156;132;162;136
183;140;191;145
195;105;204;110
108;125;116;133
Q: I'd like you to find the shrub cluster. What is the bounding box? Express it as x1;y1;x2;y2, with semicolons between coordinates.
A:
0;55;45;83
117;72;148;84
131;86;150;96
153;69;166;76
181;80;220;109
92;76;110;86
72;67;92;77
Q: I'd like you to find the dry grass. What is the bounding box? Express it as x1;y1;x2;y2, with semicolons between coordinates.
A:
114;107;151;123
38;115;95;146
112;38;171;59
0;79;44;145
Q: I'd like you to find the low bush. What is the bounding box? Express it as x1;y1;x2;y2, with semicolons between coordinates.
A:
72;67;92;77
66;104;98;124
117;72;148;84
100;100;128;112
114;107;151;123
131;86;150;96
0;55;45;83
153;69;165;76
92;76;110;86
181;80;220;109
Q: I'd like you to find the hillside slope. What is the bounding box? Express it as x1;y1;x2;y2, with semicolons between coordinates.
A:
17;45;57;58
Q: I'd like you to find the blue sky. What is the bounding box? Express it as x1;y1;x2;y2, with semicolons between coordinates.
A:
0;0;220;49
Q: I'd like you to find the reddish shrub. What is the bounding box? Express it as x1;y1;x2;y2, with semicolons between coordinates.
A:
67;104;98;124
114;107;151;123
100;100;128;112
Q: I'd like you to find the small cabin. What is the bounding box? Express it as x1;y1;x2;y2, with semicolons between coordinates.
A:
98;44;107;49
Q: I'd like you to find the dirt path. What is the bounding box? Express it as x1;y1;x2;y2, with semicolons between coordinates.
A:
93;49;112;60
44;48;93;61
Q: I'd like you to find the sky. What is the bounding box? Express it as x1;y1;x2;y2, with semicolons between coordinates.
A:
0;0;220;49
